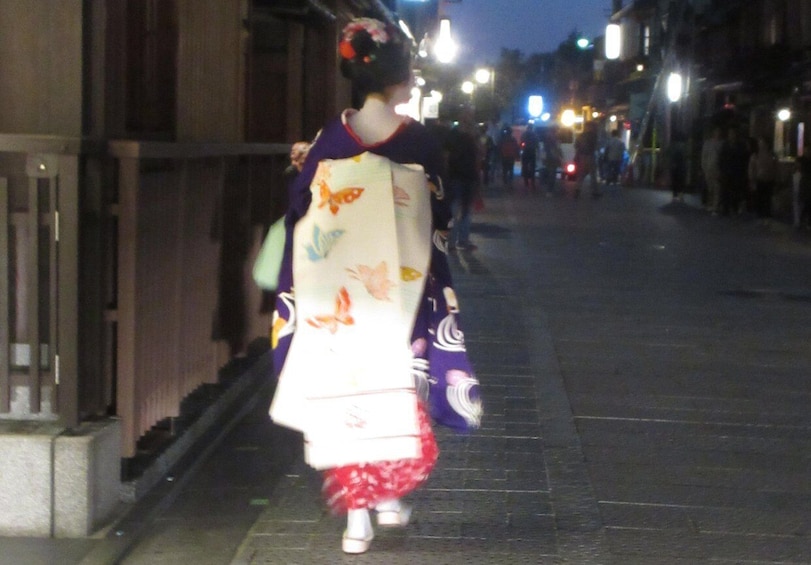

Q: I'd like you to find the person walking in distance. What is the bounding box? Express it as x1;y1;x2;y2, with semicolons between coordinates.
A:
542;127;563;195
792;155;811;230
666;130;688;202
701;126;723;213
520;123;540;191
604;129;625;185
718;125;750;216
268;17;482;555
499;126;520;187
748;136;778;224
478;124;495;187
445;111;481;250
574;121;600;198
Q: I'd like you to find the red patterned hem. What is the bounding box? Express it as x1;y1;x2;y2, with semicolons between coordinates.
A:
321;402;438;514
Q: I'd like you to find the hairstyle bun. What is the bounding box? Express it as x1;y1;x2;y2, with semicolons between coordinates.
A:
339;17;411;97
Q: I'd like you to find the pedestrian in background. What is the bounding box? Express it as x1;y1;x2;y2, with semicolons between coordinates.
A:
478;124;495;187
499;127;520;187
718;125;750;216
268;17;481;554
604;129;625;185
520;123;540;191
446;111;481;251
793;155;811;229
574;121;600;198
666;130;688;202
701;126;723;214
542;127;563;195
748;136;778;224
486;119;501;180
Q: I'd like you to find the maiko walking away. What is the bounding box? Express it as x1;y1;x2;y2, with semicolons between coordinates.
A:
266;17;482;556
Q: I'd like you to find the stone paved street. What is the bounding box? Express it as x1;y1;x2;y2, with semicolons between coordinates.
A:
222;182;811;564
10;181;810;564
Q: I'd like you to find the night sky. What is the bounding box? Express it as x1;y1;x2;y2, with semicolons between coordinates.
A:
442;0;614;65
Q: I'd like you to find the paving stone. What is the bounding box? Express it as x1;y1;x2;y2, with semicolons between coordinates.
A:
113;187;811;564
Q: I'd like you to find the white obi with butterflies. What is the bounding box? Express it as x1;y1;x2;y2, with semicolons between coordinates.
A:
270;152;432;470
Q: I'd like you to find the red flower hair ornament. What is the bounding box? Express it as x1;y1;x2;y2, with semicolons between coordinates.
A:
339;40;356;60
339;17;393;63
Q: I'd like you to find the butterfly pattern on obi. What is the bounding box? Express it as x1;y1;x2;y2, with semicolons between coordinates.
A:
400;267;423;282
304;224;345;262
317;180;364;215
344;403;368;430
393;185;410;207
306;286;354;334
347;261;395;301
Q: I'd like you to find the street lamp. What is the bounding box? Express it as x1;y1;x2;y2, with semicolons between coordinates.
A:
434;18;457;64
475;67;495;97
561;109;577;128
776;107;792;158
475;68;491;85
461;81;475;95
605;23;621;60
528;95;543;120
665;72;684;157
666;72;683;103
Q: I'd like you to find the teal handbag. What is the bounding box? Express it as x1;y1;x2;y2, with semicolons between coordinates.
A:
252;217;286;290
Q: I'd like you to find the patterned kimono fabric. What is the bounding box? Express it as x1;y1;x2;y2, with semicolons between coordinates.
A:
270;112;482;515
319;156;439;513
323;402;438;513
271;152;437;512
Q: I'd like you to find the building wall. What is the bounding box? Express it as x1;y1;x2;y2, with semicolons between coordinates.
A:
176;0;247;141
0;0;83;135
787;1;808;47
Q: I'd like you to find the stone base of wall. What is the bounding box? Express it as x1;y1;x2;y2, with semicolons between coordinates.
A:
0;419;122;538
54;419;123;537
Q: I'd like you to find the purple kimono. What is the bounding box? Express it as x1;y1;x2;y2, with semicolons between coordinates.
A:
271;110;481;432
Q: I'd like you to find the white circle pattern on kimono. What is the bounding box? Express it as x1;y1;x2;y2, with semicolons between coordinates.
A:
434;314;466;352
445;369;483;428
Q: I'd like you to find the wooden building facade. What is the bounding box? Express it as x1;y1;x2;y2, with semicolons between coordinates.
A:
0;0;399;536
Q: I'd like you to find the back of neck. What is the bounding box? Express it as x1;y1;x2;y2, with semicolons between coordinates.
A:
348;96;406;145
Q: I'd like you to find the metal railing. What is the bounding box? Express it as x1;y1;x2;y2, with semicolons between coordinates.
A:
0;134;91;425
1;135;289;458
108;141;288;457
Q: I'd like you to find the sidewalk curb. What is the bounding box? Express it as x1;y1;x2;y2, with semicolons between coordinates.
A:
78;353;273;565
